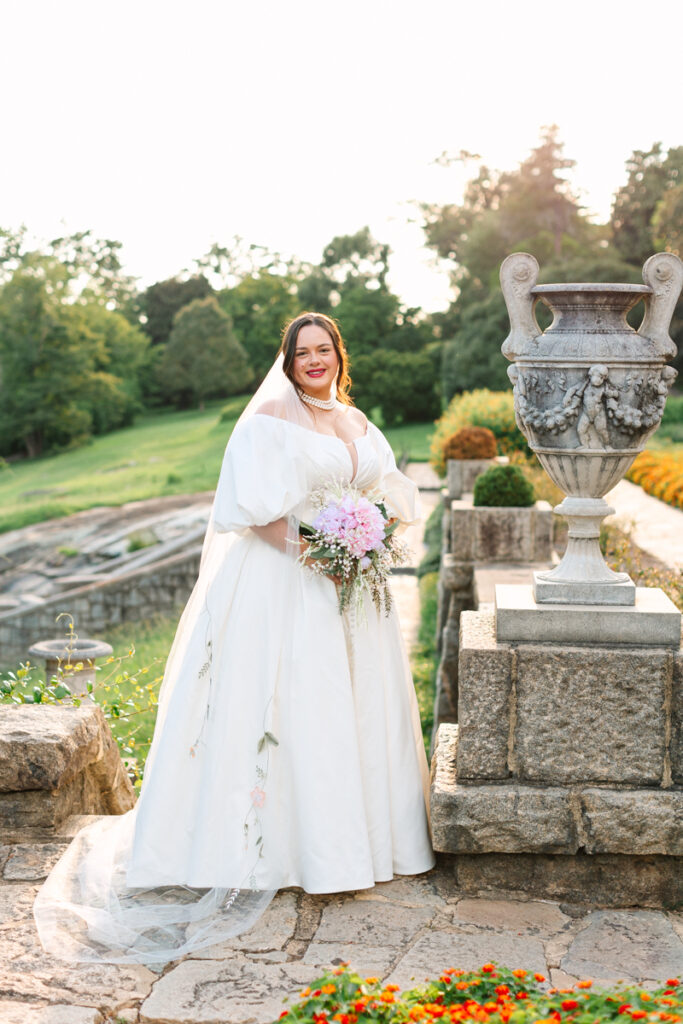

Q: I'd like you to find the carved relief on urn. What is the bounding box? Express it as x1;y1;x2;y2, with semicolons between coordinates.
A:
500;251;683;605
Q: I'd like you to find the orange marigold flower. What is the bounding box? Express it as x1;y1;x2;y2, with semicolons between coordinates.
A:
534;974;546;983
484;1002;498;1012
640;994;652;1002
561;1000;579;1010
559;988;575;994
380;993;395;1004
301;988;311;998
441;975;452;984
456;982;470;991
577;980;592;989
631;1013;648;1020
365;977;379;985
482;963;495;973
666;980;680;987
515;991;529;1000
386;985;401;992
321;985;336;995
409;1008;426;1021
495;986;511;996
548;988;558;995
512;969;528;979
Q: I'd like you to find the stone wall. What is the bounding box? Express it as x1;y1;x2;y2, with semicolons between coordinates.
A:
430;610;683;907
0;546;202;667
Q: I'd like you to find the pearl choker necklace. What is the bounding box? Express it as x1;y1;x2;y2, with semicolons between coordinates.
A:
297;388;336;411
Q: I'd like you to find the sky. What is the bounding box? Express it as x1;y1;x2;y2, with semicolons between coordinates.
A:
2;0;682;312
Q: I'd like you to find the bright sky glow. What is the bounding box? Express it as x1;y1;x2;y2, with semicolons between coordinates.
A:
2;0;682;311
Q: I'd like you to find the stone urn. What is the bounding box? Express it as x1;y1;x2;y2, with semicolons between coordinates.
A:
500;251;683;604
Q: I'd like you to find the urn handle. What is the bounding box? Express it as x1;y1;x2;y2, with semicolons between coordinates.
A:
500;253;540;359
639;252;683;359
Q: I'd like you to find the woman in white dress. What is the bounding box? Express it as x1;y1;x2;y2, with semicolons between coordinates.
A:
34;312;435;963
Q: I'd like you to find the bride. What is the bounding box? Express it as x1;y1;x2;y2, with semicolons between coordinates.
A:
34;311;435;963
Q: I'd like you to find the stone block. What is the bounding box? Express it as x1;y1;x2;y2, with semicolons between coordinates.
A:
440;554;473;593
314;895;435;948
445;851;683;909
673;647;683;786
0;705;135;831
456;612;511;780
447;458;494;500
3;842;66;880
431;775;577;855
561;910;683;983
385;929;547;989
139;958;314;1024
496;584;682;646
451;501;553;564
580;789;683;855
514;643;668;786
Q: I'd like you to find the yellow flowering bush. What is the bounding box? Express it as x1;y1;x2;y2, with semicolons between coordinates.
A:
626;451;683;509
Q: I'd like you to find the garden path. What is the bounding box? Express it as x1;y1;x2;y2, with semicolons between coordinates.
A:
607;479;683;571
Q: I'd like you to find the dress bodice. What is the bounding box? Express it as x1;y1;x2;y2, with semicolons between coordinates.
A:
212;414;418;534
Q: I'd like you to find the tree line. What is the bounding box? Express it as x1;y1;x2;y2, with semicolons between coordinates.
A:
0;128;681;458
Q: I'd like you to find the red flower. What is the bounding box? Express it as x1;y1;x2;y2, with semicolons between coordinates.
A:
666;979;680;987
562;1000;580;1010
618;1005;633;1014
482;963;495;973
515;992;529;1000
630;1013;647;1020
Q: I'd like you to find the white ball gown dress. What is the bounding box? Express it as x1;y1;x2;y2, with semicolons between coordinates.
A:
34;401;435;964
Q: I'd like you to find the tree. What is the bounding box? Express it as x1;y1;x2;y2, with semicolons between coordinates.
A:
218;272;299;382
157;297;253;409
611;143;683;265
351;350;440;426
0;259;121;456
141;275;214;348
422;129;617;393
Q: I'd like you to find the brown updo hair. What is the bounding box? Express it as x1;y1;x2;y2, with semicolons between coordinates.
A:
280;312;353;405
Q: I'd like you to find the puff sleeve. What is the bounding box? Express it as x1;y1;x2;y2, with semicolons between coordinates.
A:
212;415;313;533
367;423;420;525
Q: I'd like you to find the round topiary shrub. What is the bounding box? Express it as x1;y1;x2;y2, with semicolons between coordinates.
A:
473;463;535;507
443;426;497;461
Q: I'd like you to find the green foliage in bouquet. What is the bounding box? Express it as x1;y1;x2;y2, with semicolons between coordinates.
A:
473;464;535;508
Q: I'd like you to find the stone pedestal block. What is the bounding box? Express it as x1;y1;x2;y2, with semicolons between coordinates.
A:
429;609;683;901
447;459;495;500
451;500;553;564
0;704;135;837
455;612;677;788
496;583;681;647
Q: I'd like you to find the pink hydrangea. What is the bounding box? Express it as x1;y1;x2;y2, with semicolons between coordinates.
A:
313;495;385;558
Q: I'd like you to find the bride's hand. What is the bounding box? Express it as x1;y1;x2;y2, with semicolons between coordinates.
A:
298;539;342;585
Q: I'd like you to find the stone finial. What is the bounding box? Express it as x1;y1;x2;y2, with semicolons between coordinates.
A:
640;252;683;358
500;253;540;359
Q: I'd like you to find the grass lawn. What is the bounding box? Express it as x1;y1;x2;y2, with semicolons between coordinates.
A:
0;401;435;533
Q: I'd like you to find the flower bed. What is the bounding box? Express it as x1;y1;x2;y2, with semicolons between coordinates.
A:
626;451;683;508
277;965;682;1024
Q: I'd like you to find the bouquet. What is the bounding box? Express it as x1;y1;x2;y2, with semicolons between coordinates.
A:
298;481;409;616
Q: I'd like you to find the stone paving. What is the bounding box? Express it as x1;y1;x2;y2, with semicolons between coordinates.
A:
1;841;682;1024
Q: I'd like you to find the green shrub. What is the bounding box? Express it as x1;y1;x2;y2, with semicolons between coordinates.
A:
430;389;528;475
351;350;441;427
473;463;535;507
660;393;683;425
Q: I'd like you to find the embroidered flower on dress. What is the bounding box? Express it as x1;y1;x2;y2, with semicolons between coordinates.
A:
250;786;266;808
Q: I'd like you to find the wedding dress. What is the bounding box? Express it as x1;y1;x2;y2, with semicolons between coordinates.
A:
34;360;435;963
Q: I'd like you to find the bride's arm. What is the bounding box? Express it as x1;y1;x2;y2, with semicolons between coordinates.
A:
251;519;293;553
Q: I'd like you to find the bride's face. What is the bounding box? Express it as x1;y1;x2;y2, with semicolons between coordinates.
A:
292;324;340;397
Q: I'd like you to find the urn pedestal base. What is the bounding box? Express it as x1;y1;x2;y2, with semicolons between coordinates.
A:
428;610;683;908
495;583;681;646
